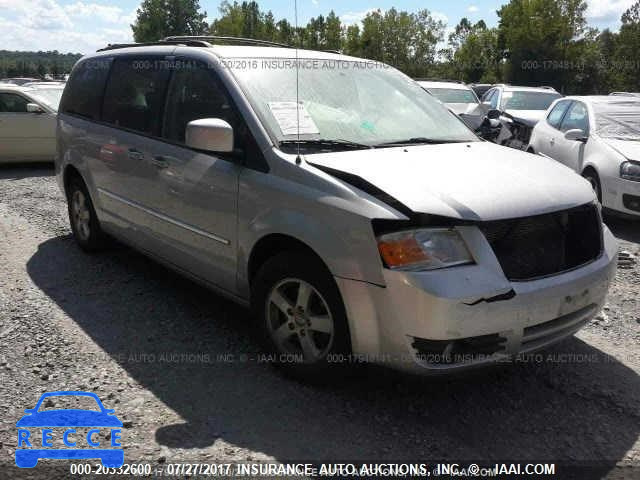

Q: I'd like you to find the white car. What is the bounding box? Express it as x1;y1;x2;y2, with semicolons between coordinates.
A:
417;80;481;115
481;85;562;150
529;95;640;217
0;84;63;163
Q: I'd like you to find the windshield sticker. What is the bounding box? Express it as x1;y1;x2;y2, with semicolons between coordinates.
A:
268;102;320;136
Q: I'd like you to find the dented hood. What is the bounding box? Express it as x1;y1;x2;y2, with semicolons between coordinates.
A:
309;142;595;221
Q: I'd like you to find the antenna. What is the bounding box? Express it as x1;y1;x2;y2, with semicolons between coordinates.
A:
294;0;301;164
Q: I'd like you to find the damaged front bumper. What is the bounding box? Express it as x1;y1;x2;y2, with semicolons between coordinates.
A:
335;224;618;374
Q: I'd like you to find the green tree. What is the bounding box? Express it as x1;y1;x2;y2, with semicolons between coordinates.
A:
132;0;208;42
497;0;587;90
343;24;362;57
325;11;342;50
614;1;640;91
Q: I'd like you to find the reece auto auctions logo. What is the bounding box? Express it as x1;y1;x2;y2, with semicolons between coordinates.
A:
15;391;124;468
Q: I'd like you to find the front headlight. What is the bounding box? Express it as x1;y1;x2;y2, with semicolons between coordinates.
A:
376;228;474;271
620;161;640;181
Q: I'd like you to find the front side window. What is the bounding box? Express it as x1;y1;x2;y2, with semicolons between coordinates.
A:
546;100;571;129
102;58;170;136
229;58;477;153
0;93;29;113
163;62;240;144
503;91;562;111
425;88;478;104
561;102;589;132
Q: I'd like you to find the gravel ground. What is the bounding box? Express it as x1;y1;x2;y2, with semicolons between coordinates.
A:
0;165;639;480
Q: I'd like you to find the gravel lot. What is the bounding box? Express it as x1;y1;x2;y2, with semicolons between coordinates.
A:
0;164;639;479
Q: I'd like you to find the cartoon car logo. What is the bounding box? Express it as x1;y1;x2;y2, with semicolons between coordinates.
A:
15;391;124;468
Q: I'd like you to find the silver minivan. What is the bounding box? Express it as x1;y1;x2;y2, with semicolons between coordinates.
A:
56;37;618;377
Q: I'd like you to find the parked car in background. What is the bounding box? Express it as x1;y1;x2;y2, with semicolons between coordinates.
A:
416;80;500;139
610;92;640;98
470;83;494;99
481;85;562;150
57;38;616;378
0;84;63;163
416;80;481;115
529;95;640;218
22;81;66;88
0;77;40;86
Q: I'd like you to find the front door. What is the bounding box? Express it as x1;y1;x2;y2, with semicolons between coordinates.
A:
0;92;55;160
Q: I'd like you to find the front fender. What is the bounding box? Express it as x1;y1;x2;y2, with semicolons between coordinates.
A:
238;205;385;297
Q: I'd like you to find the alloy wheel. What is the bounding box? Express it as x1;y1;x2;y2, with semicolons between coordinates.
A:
265;278;334;362
71;190;91;241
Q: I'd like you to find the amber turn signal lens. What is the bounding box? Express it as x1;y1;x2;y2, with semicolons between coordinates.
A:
378;237;430;268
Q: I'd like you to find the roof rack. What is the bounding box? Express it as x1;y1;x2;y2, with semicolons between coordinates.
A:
164;35;294;49
414;78;465;84
97;39;211;52
97;36;294;52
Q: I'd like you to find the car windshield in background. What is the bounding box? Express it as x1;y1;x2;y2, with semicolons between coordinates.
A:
595;102;640;140
30;88;64;111
503;91;562;110
427;88;478;104
229;59;478;152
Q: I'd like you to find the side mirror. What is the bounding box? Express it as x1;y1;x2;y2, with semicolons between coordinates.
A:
487;109;501;120
564;128;588;142
26;103;45;114
185;118;234;153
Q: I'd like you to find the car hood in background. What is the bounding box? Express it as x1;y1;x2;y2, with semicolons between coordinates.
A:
308;142;595;221
504;110;546;127
446;102;483;115
602;138;640;162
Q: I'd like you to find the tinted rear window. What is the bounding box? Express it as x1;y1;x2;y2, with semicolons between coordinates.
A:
59;58;112;119
101;58;170;136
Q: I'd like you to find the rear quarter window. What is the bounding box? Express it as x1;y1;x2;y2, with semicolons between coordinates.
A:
59;57;113;119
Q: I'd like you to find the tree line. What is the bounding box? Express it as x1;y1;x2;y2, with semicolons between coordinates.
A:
2;0;638;95
0;50;82;79
131;0;640;94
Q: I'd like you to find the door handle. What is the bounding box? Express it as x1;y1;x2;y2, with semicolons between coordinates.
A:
128;148;144;161
550;138;555;146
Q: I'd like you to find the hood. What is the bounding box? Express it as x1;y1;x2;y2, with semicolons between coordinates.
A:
446;102;482;115
602;137;640;161
308;142;595;221
504;109;546;127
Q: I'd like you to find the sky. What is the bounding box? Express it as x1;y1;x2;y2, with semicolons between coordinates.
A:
0;0;636;54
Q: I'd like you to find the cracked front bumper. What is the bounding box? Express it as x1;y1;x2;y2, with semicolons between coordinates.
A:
336;225;618;374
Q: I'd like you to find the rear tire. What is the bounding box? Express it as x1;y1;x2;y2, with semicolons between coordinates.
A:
67;175;109;252
582;168;602;203
250;251;352;380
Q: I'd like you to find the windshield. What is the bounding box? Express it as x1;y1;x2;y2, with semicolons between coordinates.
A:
229;58;477;152
30;88;64;111
425;87;478;104
595;101;640;140
503;91;562;111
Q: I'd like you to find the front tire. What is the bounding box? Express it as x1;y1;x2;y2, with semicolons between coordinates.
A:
67;175;108;252
251;252;351;379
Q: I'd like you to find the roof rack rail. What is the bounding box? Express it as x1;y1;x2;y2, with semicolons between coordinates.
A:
164;35;294;49
414;78;465;84
97;39;210;52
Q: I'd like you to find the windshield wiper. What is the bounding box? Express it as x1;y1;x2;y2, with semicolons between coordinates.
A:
278;139;373;151
374;137;470;147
